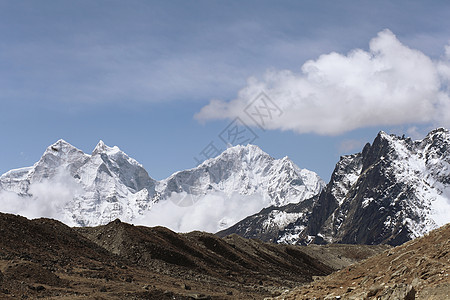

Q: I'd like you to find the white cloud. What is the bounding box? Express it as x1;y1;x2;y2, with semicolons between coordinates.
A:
0;167;269;232
438;45;450;88
134;191;270;233
0;172;80;225
196;29;450;135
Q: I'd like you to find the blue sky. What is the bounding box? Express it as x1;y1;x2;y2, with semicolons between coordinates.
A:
1;0;450;181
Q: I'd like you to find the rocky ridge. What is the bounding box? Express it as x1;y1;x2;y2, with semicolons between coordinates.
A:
219;128;450;246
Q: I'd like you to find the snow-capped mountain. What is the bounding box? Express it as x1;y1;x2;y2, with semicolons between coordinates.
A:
312;128;450;245
157;144;324;207
0;140;157;226
219;128;450;246
0;141;324;228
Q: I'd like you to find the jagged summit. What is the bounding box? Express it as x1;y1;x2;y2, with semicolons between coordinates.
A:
45;139;83;155
222;143;264;153
198;143;271;167
51;138;72;147
428;127;448;134
92;140;122;156
378;130;388;136
92;140;108;154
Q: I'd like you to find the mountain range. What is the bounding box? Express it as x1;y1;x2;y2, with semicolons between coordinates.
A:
1;128;449;245
0;140;324;229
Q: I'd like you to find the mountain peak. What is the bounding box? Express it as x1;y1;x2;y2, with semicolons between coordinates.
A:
222;144;271;159
223;143;264;154
194;144;270;167
92;140;120;156
426;127;449;138
430;127;448;133
377;130;391;139
45;139;79;154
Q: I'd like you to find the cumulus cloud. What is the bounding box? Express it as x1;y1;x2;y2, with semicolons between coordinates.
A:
134;191;270;233
196;29;450;135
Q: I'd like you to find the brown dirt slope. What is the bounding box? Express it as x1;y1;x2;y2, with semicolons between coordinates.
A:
76;220;334;286
76;220;389;287
275;223;450;300
0;213;388;299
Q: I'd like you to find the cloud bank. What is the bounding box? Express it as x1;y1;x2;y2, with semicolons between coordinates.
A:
135;191;270;233
0;168;269;233
0;172;80;226
196;29;450;135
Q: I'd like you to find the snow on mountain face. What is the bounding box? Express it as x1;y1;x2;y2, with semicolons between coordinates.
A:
376;129;450;237
290;128;450;245
141;145;323;232
0;141;324;229
220;128;450;246
157;144;324;208
340;129;450;240
0;140;157;226
216;196;317;242
329;152;364;206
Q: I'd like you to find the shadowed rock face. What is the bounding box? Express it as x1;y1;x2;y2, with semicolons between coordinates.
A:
312;128;450;246
219;128;450;246
216;197;317;243
0;212;387;299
